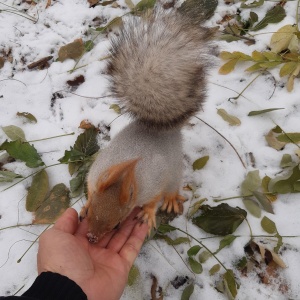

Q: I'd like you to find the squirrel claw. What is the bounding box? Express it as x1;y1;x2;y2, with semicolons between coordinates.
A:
161;193;185;214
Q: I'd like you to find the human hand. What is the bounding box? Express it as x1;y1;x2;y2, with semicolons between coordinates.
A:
37;207;148;300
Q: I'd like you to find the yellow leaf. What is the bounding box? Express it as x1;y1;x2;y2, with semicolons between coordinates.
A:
218;59;239;75
287;75;295;92
219;51;234;60
270;25;297;53
251;50;265;61
262;52;281;61
246;62;262;72
279;62;297;77
217;109;241;126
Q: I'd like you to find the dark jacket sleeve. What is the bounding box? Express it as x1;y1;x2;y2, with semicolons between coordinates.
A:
0;272;87;300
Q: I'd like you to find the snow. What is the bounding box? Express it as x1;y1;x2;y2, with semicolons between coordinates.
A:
1;0;300;299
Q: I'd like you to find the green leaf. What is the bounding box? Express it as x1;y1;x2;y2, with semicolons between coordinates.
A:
187;245;201;257
26;169;49;212
192;204;247;236
261;216;277;234
0;140;44;168
16;112;37;124
156;234;190;245
128;265;140;286
248;108;284;116
276;133;300;143
134;0;156;13
209;264;221;276
214;235;237;254
259;61;282;69
110;104;121;114
223;269;238;299
84;40;94;52
269;164;300;194
251;50;265;62
252;191;274;214
192;156;209;171
188;257;203;274
199;250;211;263
252;6;286;31
280;154;293;168
33;183;70;224
245;62;263;73
0;170;22;182
262;52;281;61
2;125;26;141
217;109;241;126
242;198;261;218
181;283;194;300
240;0;264;8
241;170;261;195
157;223;176;234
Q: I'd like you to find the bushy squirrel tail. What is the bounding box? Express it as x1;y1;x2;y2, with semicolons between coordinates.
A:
106;7;214;130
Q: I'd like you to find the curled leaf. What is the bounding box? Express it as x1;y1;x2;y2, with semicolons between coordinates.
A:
270;25;297;53
248;108;284;116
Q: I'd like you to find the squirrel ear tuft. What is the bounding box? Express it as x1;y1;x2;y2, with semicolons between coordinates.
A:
97;159;139;193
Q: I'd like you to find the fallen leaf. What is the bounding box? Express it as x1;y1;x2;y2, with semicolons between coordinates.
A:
243;198;261;218
248;108;284;116
2;125;26;141
252;191;274;214
67;75;85;87
187;245;201;257
280;154;293;168
0;140;44;168
188;257;203;274
209;264;221;276
0;170;22;182
16;112;37;124
241;170;261;196
110;104;121;114
181;283;194;300
199;250;211;263
252;6;286;31
58;39;85;62
270;25;297;53
217;109;241;126
192;156;209;171
128;265;140;286
192;204;247;235
276;132;300;144
223;269;238;299
265;127;286;150
26;169;49;212
33;183;70;224
214;235;237;254
261;216;277;234
219;58;239;75
27;56;53;69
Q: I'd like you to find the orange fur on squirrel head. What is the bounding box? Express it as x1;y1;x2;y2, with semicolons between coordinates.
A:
80;159;139;243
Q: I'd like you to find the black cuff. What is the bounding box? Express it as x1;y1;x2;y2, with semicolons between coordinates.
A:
22;272;87;300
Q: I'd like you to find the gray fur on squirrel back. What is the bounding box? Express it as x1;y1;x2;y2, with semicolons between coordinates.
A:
106;7;213;130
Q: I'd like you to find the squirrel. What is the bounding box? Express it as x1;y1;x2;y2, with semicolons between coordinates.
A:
79;6;213;243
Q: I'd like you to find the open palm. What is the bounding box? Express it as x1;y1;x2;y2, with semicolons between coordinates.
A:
37;208;148;300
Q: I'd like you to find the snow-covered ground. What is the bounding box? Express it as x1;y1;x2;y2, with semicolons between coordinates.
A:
0;0;300;299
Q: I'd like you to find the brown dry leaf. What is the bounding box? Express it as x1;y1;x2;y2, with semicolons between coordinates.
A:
0;57;5;69
265;128;286;150
79;120;94;130
27;56;53;69
67;75;85;86
88;0;99;6
151;275;163;300
58;39;85;62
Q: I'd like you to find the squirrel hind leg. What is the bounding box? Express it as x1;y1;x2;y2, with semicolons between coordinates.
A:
161;193;186;214
136;194;162;235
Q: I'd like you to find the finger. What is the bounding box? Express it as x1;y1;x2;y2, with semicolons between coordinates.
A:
106;207;141;252
119;221;148;267
75;218;89;237
53;208;79;234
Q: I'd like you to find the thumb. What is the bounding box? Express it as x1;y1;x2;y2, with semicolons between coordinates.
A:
53;208;79;234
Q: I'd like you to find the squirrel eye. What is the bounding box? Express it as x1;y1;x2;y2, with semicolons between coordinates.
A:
113;222;121;230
